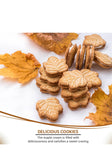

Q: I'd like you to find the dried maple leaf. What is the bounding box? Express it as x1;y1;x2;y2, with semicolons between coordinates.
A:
25;33;78;54
86;85;112;126
0;51;41;83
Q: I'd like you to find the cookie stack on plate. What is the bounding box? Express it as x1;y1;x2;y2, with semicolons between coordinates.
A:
65;43;95;70
65;34;110;70
36;56;68;95
59;70;90;110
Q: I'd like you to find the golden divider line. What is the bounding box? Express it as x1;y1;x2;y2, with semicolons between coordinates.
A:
0;114;20;120
0;110;111;129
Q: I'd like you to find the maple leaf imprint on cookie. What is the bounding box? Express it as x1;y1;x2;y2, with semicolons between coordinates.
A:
36;97;63;121
83;34;106;48
43;56;68;76
81;69;102;89
59;70;87;90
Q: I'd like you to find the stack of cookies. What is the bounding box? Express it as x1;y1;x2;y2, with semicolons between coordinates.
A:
36;56;68;95
65;43;95;70
59;70;90;110
65;34;112;70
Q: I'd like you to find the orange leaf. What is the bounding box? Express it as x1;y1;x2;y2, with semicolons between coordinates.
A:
25;33;79;54
0;51;41;83
86;85;112;126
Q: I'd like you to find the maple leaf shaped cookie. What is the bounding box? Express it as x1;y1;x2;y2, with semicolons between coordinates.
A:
81;69;102;89
36;97;63;121
94;51;112;68
43;56;68;77
36;77;60;95
59;70;87;91
65;43;77;68
39;67;60;85
67;92;90;110
83;34;106;49
61;86;88;100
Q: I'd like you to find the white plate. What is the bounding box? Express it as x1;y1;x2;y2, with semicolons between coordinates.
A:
0;33;112;126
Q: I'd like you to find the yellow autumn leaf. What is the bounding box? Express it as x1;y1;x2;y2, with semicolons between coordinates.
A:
86;85;112;126
0;51;41;83
25;33;79;54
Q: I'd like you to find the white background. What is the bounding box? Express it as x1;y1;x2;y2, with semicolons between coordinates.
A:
0;0;112;159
